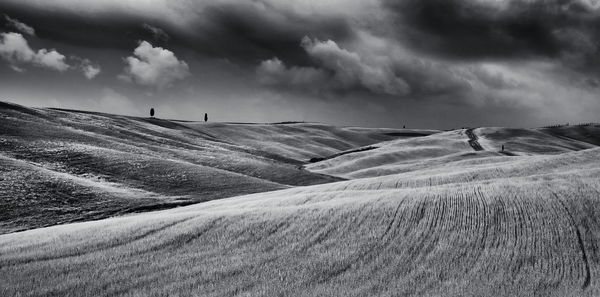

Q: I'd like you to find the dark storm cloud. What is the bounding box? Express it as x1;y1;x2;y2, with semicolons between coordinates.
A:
384;0;600;67
0;1;353;67
1;0;599;129
3;14;34;36
0;5;142;50
0;3;166;50
257;36;474;99
257;37;413;96
197;4;353;66
142;24;169;43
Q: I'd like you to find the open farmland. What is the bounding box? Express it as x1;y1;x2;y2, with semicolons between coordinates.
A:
0;101;430;233
181;121;439;161
1;109;600;295
306;127;600;179
3;0;600;295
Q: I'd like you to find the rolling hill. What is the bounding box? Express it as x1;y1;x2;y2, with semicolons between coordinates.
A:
1;101;599;296
180;121;439;161
1;143;599;296
306;127;599;179
0;101;431;233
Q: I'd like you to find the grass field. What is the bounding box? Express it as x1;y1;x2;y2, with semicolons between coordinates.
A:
1;102;599;296
1;148;599;296
0;101;427;233
306;127;599;179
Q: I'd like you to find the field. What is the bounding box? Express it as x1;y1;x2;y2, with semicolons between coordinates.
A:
1;102;600;296
0;102;427;233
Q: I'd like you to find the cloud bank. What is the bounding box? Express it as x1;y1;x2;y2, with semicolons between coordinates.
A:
0;0;599;127
384;0;600;70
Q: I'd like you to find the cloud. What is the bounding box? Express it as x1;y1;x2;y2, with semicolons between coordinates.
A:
0;32;69;71
258;37;414;96
142;23;169;42
383;0;600;70
0;1;356;66
72;57;101;79
257;33;536;102
301;37;410;96
81;62;100;79
3;14;35;36
34;49;70;71
2;0;600;128
119;41;190;88
256;57;328;89
0;32;101;78
9;64;24;72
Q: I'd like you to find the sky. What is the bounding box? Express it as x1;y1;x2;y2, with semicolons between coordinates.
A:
0;0;599;129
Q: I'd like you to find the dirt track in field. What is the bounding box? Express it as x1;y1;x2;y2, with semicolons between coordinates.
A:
466;128;484;151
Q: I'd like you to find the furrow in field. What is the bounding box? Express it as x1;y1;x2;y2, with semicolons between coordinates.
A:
1;216;194;266
550;191;591;289
4;177;598;296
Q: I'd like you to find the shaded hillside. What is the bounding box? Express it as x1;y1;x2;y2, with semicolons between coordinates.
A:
1;101;429;233
2;147;599;296
540;125;600;146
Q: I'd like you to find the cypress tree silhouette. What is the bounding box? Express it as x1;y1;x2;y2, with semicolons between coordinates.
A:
204;113;208;122
150;108;155;117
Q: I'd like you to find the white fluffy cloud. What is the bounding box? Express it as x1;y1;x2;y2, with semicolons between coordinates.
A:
34;49;70;71
0;32;101;78
119;41;190;88
3;14;35;36
0;32;69;71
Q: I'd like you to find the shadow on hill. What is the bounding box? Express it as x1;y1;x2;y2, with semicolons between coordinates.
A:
384;132;435;137
541;126;600;146
309;146;379;163
1;101;45;117
141;117;199;130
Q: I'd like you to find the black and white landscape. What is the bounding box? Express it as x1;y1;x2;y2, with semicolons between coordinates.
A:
1;1;600;296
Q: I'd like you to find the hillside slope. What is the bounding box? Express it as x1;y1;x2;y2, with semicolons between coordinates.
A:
477;127;597;154
1;147;599;296
307;127;598;179
179;121;439;161
0;101;432;233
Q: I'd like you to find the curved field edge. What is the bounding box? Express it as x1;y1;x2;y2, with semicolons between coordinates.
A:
1;148;600;296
